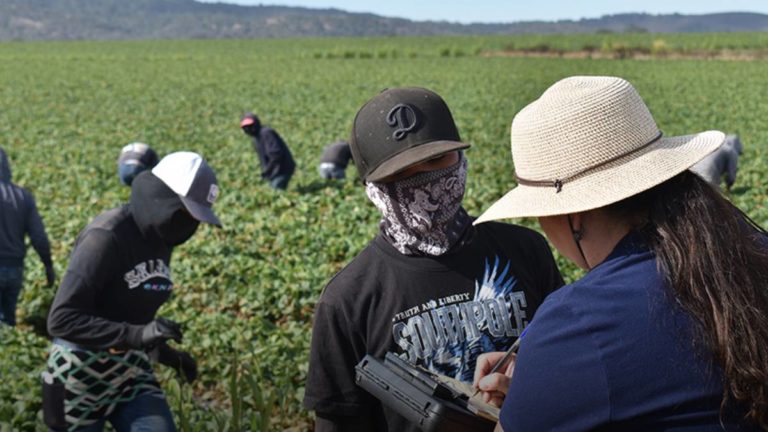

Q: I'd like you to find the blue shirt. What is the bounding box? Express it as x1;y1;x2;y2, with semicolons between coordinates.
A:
499;232;755;432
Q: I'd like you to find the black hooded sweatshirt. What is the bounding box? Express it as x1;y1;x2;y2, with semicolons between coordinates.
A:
47;172;198;350
0;147;52;269
249;126;296;180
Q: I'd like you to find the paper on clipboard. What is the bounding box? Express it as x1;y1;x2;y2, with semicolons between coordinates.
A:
431;374;501;422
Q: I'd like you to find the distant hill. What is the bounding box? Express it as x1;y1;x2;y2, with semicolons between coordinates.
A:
1;0;767;41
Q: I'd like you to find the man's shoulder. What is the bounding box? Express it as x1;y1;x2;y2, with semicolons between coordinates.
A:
80;207;133;241
475;220;547;246
320;240;383;302
0;183;40;215
10;182;30;193
88;206;130;228
469;221;558;276
4;182;33;200
260;127;280;137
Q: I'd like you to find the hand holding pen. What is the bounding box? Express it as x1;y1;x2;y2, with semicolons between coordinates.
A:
472;328;527;408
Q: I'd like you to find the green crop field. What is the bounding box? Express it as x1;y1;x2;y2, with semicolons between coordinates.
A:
0;34;766;431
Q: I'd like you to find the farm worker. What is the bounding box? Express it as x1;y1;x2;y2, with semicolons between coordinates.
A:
690;134;743;190
240;112;296;190
473;76;768;431
0;147;55;326
318;140;352;180
303;87;564;432
117;142;159;186
44;151;221;431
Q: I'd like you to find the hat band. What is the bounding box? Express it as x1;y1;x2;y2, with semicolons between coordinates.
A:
515;131;663;193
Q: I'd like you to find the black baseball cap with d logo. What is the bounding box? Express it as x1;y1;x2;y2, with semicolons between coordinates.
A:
350;87;470;182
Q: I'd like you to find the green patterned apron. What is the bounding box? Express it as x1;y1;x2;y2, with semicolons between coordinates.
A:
45;341;162;431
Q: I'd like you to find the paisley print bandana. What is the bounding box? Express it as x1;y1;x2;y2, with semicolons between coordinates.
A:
366;154;471;256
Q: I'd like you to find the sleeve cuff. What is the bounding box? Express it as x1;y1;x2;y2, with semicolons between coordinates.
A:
124;324;145;349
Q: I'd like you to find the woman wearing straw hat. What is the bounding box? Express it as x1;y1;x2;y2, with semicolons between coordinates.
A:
472;76;768;431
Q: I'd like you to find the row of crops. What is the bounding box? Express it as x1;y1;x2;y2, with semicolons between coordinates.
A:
3;32;768;61
1;34;766;430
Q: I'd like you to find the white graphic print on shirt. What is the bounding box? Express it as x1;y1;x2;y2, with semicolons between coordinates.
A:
392;256;527;382
123;259;172;291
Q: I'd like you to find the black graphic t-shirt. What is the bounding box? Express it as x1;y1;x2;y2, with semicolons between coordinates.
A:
304;221;564;431
48;205;174;350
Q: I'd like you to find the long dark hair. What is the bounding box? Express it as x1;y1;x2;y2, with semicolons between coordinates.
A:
608;171;768;428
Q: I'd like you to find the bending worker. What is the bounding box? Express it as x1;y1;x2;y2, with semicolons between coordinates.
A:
44;151;221;431
241;112;296;190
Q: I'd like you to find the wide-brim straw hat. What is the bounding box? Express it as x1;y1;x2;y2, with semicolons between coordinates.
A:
476;76;724;223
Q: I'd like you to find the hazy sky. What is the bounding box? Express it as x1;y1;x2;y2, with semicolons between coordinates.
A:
196;0;768;23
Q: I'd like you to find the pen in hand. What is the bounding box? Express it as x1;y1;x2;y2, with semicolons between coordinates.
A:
472;328;526;398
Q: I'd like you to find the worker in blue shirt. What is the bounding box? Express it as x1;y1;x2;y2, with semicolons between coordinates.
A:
0;147;54;326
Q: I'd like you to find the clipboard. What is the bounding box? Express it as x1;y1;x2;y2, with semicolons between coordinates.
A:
355;353;498;432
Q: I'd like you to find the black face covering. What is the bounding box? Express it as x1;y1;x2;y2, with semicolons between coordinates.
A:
242;124;260;137
158;209;200;246
241;113;261;137
130;172;199;247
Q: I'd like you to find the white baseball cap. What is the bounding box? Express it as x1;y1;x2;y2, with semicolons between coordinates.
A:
152;151;222;227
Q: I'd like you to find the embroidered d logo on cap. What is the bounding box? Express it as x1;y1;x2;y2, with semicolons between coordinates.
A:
152;151;222;227
475;76;725;222
386;103;419;141
350;87;469;182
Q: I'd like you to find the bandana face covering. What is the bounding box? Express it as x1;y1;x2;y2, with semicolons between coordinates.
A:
366;154;471;256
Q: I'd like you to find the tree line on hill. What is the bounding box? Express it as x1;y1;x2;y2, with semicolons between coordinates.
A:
0;0;766;41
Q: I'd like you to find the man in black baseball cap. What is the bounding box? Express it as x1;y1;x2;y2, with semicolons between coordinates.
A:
304;87;564;431
349;87;469;182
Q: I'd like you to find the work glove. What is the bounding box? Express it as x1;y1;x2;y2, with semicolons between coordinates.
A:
45;265;56;288
138;317;183;349
150;341;198;383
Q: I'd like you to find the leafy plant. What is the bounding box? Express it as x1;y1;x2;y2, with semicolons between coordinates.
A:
0;34;766;431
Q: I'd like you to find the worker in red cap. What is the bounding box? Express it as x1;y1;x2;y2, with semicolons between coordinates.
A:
240;112;296;190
